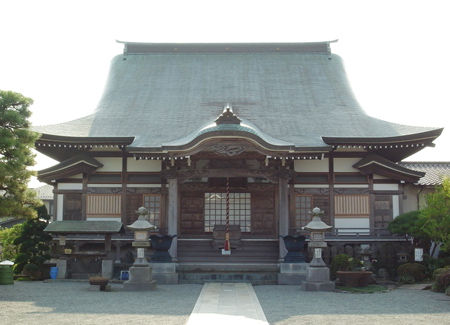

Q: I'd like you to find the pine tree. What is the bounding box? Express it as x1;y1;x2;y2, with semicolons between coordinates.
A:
0;90;39;218
13;205;52;274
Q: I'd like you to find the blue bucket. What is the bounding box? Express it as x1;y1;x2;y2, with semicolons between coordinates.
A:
120;270;129;281
50;267;58;279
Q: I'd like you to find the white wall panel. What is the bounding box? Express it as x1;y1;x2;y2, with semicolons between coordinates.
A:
95;157;122;172
334;217;370;234
334;158;360;172
57;194;64;221
127;158;161;172
294;159;328;172
393;195;400;218
374;184;399;191
58;183;82;190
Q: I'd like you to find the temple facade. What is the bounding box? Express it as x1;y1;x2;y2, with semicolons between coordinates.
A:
34;41;443;280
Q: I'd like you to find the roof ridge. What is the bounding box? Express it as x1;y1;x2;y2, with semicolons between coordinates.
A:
401;161;450;164
119;41;338;55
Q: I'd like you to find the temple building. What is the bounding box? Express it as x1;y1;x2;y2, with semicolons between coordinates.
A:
34;41;443;281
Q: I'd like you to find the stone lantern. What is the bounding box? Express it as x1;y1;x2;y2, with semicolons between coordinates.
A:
302;207;335;291
123;207;157;290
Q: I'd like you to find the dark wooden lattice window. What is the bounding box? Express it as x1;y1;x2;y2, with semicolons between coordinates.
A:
143;194;161;227
204;192;251;232
63;194;82;220
295;195;312;228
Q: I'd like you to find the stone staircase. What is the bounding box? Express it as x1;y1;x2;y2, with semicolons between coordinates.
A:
177;239;280;284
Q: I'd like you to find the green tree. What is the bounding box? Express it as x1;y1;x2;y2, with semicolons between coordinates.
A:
388;210;431;252
0;223;24;261
0;90;39;219
13;205;52;274
421;178;450;253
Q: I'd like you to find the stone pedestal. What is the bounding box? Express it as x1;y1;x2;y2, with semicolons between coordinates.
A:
122;266;156;291
56;259;67;279
150;263;178;284
278;263;308;285
302;265;335;291
101;259;113;279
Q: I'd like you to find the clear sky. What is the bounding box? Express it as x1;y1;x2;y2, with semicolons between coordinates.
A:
1;0;449;188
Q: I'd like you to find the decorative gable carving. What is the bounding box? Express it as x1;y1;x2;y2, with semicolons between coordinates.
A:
215;103;241;125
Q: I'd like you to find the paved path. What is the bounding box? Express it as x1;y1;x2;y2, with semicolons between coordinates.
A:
1;281;449;324
186;283;269;325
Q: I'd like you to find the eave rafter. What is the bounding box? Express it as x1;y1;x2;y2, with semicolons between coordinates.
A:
38;155;103;184
323;128;443;161
353;154;425;183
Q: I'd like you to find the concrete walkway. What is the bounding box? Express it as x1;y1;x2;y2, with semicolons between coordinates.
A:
186;283;269;325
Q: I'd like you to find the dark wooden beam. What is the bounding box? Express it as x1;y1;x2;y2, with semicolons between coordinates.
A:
81;173;88;220
121;151;128;225
328;154;335;227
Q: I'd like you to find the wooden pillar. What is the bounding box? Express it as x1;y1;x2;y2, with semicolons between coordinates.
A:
168;178;178;261
278;177;289;260
105;234;112;253
121;152;127;224
368;174;375;235
114;241;121;264
81;173;88;220
52;187;58;222
328;154;335;228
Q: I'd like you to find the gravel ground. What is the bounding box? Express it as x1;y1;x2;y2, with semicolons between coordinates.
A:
0;281;202;325
254;285;450;325
1;282;449;325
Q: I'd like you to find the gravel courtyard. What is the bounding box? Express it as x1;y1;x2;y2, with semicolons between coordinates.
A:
1;281;449;324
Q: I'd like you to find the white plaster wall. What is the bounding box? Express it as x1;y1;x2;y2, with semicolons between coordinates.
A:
126;184;162;188
334;217;370;233
87;184;122;188
294;184;329;188
294;159;328;172
95;157;122;172
68;174;83;179
127;158;161;172
373;184;399;191
334;184;368;188
57;194;64;221
402;184;419;213
334;158;360;172
58;183;82;190
87;217;121;221
393;195;400;218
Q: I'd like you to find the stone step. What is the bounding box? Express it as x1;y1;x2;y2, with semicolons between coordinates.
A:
179;272;278;285
178;262;279;273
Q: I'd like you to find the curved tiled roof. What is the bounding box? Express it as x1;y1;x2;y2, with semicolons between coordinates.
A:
33;42;442;150
399;162;450;185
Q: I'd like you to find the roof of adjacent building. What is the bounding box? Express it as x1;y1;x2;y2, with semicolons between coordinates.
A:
399;162;450;185
33;41;442;151
32;184;54;200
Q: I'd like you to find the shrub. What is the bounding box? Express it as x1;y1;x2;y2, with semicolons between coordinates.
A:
432;269;450;292
397;263;427;282
423;254;450;278
399;274;415;284
23;263;39;274
432;266;450;280
330;254;351;279
0;223;24;261
330;254;363;279
22;263;42;280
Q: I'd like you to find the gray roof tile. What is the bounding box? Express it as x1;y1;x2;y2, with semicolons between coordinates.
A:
399;162;450;185
33;43;441;149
